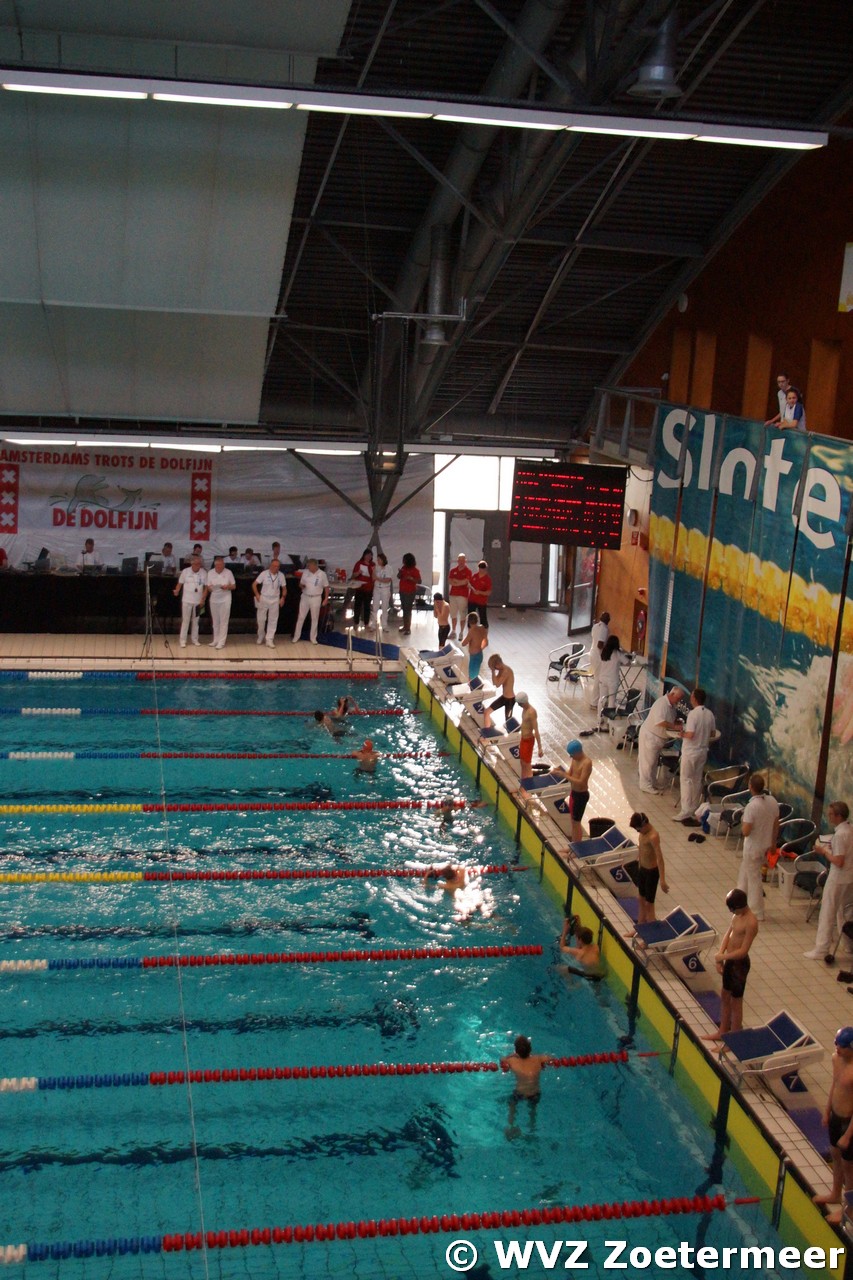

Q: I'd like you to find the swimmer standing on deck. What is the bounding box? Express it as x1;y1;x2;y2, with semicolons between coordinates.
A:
815;1026;853;1224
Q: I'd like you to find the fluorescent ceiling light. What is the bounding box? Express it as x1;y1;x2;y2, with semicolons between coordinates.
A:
295;448;363;456
222;444;293;452
0;71;828;151
569;123;696;141
3;435;78;445
694;129;824;150
434;112;564;130
2;82;146;100
153;93;292;109
149;442;220;453
75;438;150;448
295;103;431;119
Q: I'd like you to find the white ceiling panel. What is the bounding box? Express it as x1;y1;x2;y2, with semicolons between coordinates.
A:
0;0;353;422
0;95;306;313
0;302;270;420
1;2;349;54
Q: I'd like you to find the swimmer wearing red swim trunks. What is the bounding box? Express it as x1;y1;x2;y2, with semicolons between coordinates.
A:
515;692;541;781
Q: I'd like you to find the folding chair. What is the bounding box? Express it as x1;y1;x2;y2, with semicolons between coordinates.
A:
547;642;586;682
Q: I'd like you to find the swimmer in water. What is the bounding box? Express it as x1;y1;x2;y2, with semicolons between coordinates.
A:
314;710;346;737
436;795;488;824
331;695;360;722
423;863;491;922
423;863;468;892
559;913;602;975
500;1035;554;1138
353;738;378;772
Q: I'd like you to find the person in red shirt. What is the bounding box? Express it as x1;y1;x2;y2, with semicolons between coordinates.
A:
350;548;374;629
447;553;472;638
468;559;492;627
397;553;421;636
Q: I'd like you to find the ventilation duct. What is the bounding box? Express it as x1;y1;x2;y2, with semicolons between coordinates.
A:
422;225;451;346
627;12;681;100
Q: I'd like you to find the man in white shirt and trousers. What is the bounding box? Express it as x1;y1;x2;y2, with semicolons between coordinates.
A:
293;558;329;646
588;611;610;708
738;773;780;922
204;554;236;650
637;686;683;793
254;558;286;648
173;552;207;648
673;688;716;822
805;801;853;960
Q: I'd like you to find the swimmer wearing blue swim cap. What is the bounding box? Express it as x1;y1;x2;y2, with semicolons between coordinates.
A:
816;1027;853;1221
552;739;592;844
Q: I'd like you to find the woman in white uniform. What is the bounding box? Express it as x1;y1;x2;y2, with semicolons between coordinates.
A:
588;611;610;708
596;634;627;724
204;554;236;649
370;553;393;630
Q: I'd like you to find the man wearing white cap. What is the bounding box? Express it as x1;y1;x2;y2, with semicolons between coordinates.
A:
515;692;542;781
447;553;472;639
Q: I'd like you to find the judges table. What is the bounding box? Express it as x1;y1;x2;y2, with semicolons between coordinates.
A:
0;571;301;635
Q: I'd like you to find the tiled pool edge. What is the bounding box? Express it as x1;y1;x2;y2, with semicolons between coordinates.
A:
407;660;846;1280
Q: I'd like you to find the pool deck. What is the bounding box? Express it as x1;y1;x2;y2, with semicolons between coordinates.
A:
0;609;843;1206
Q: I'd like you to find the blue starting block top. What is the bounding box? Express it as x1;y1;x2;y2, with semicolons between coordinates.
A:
722;1011;813;1062
520;771;567;793
479;716;521;741
633;907;696;946
419;644;454;660
568;827;631;861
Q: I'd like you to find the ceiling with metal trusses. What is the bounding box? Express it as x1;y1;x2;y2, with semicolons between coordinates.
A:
261;0;853;464
1;0;852;476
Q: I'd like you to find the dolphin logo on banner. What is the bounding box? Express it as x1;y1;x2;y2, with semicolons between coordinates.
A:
51;475;146;514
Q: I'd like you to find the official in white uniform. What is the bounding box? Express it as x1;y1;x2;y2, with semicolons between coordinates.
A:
76;539;102;569
254;559;286;648
673;688;717;820
205;554;236;650
588;611;610;708
738;773;780;922
637;687;682;793
371;553;393;629
173;553;207;648
805;801;853;959
293;558;329;645
596;634;627;723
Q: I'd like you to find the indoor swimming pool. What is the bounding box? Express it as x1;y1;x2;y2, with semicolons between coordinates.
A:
0;672;810;1278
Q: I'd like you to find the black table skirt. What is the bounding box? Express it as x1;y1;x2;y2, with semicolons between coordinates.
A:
0;572;302;635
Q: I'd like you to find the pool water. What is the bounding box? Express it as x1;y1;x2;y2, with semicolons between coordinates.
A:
0;675;804;1278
